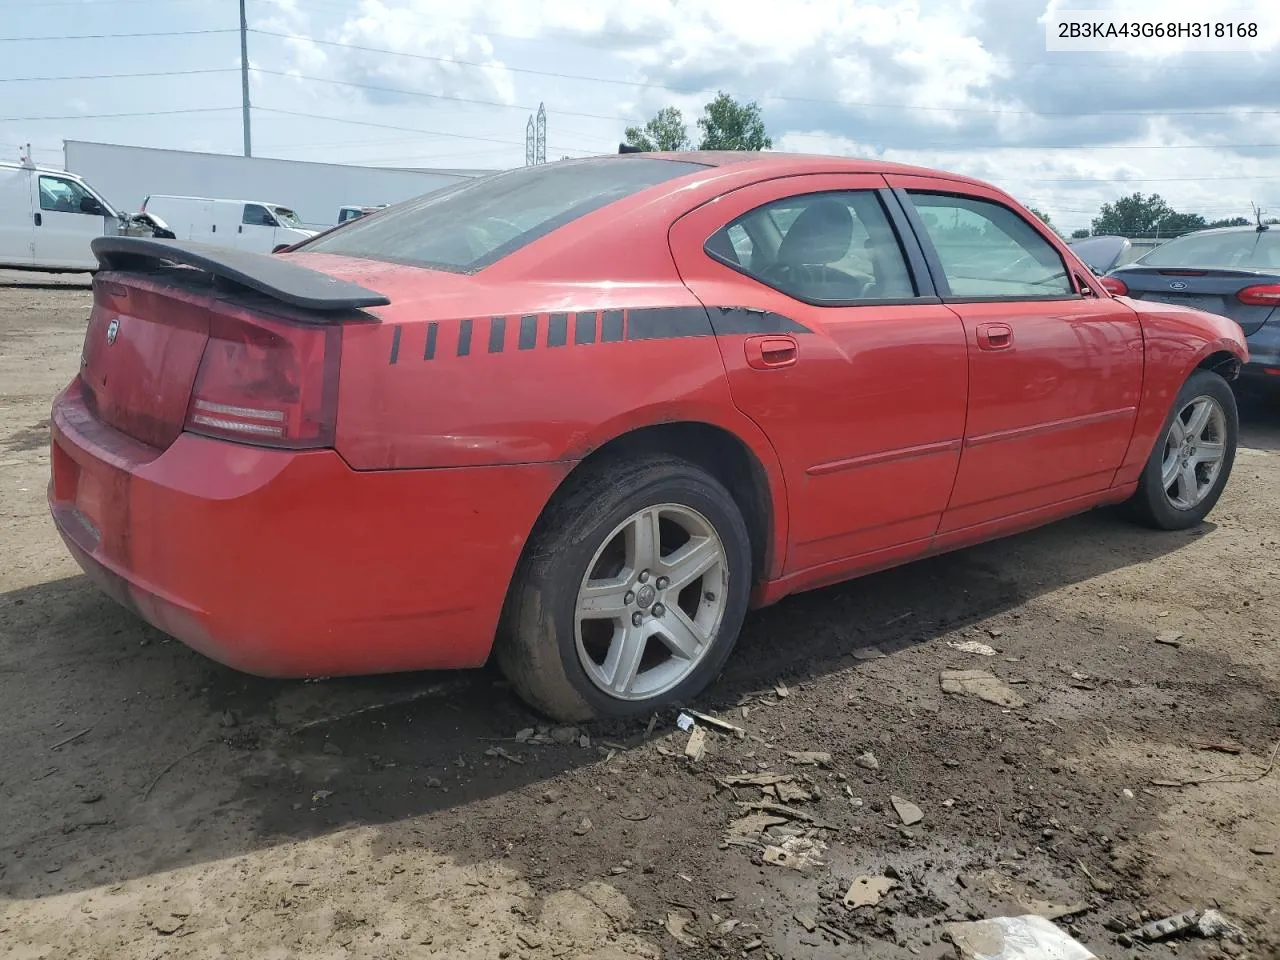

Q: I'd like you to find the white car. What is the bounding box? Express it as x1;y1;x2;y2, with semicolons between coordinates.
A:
0;159;171;272
140;195;316;254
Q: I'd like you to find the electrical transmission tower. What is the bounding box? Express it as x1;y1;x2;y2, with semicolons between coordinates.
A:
524;103;548;165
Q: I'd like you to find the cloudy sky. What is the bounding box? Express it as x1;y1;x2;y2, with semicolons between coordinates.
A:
2;0;1276;233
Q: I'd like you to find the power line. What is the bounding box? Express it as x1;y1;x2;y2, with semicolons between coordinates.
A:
0;106;240;122
0;28;238;41
248;28;1280;118
0;68;239;82
252;106;599;154
249;68;634;123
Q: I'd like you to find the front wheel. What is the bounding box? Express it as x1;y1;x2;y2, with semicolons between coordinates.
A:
495;455;753;722
1127;369;1238;530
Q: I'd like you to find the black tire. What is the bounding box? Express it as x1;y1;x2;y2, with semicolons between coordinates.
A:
1127;369;1238;530
495;455;753;723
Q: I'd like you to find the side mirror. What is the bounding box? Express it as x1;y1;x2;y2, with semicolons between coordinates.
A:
79;196;105;215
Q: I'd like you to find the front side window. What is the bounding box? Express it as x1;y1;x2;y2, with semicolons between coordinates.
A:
1136;229;1280;270
907;192;1074;298
242;203;277;226
299;156;708;273
705;190;917;303
38;175;96;214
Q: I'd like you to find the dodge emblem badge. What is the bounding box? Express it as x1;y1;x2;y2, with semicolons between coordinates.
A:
106;318;119;344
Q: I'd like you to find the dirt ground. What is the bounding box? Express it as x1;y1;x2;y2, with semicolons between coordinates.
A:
1;273;1278;960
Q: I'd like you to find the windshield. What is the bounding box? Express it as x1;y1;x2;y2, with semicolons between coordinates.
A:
298;157;707;273
1136;229;1280;270
271;206;305;229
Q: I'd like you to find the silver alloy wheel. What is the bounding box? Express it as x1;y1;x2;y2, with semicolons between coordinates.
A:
1161;395;1228;510
574;502;729;701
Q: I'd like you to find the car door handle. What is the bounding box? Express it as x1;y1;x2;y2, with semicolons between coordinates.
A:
977;322;1013;350
34;213;42;227
745;335;798;369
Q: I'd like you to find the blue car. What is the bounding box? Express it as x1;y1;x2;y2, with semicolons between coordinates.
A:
1103;225;1280;387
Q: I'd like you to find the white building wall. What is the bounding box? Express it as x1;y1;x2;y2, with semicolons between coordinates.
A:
63;140;498;230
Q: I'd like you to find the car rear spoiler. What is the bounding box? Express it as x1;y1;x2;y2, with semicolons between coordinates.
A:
90;236;391;311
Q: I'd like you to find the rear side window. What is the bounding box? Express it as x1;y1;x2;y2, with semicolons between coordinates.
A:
907;192;1074;298
706;190;918;304
1137;229;1280;270
300;157;707;273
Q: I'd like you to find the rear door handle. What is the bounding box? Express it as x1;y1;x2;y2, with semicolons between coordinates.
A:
745;335;797;369
976;322;1013;351
34;213;42;227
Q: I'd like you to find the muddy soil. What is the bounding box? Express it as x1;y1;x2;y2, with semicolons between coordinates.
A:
2;277;1278;959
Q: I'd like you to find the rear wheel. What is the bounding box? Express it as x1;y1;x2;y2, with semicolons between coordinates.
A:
495;455;752;722
1128;369;1238;530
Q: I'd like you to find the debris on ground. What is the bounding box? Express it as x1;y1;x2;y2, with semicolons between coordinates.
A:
664;910;699;946
1155;631;1185;648
774;683;791;698
948;639;999;656
725;812;789;840
574;818;592;835
684;727;708;762
1119;908;1247;946
890;795;924;826
940;670;1028;708
958;869;1088;921
851;647;885;660
945;914;1097;960
484;746;524;764
786;750;833;767
855;750;880;771
761;835;827;871
719;772;795;788
842;875;897;909
680;709;745;735
1193;740;1244;754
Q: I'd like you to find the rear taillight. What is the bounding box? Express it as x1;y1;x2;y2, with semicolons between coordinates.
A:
1099;276;1128;296
1238;283;1280;306
185;314;340;449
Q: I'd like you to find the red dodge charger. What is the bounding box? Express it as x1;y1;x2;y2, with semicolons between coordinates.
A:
49;151;1247;721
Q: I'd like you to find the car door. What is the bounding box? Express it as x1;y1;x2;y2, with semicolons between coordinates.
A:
30;173;107;270
886;177;1144;537
238;203;278;252
0;166;35;267
669;174;969;576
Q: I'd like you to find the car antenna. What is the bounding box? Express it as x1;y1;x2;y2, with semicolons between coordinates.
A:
1253;202;1270;232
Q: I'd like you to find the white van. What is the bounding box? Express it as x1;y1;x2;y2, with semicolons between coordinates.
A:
141;196;316;254
1;159;171;272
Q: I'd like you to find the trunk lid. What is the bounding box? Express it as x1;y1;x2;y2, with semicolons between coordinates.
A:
1113;266;1277;336
81;272;212;450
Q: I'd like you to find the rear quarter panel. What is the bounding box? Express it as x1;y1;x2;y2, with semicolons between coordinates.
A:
1114;299;1248;484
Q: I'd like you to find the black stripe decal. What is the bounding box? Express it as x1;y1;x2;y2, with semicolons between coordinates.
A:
574;311;597;344
707;306;812;335
601;310;624;342
547;312;568;347
489;316;506;353
519;315;538;350
457;318;473;357
625;306;712;340
424;321;438;360
388;325;402;364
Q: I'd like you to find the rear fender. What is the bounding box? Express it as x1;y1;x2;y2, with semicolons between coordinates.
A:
1114;303;1247;485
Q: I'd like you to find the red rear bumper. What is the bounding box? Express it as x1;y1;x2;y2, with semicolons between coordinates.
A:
48;380;571;677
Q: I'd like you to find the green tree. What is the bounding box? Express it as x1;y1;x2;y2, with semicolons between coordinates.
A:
1091;192;1208;238
1207;216;1250;228
1028;206;1064;238
623;106;692;152
1070;228;1091;239
696;92;772;150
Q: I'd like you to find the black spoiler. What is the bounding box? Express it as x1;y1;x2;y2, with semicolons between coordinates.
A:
90;236;391;311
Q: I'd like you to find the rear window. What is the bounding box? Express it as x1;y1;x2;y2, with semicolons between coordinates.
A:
299;157;707;273
1137;229;1280;270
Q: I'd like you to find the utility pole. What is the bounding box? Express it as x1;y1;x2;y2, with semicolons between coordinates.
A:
239;0;252;157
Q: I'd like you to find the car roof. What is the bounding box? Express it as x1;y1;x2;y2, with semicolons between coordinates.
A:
602;150;992;187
